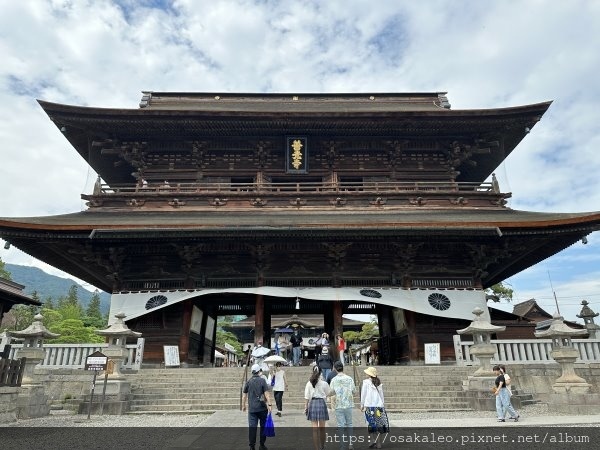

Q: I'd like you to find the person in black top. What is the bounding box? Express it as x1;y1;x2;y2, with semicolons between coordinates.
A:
493;365;519;422
290;329;303;366
242;364;273;450
317;346;334;381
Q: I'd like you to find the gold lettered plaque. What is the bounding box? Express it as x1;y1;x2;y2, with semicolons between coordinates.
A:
286;137;308;173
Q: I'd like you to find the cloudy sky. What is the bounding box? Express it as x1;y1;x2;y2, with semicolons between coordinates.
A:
1;0;599;323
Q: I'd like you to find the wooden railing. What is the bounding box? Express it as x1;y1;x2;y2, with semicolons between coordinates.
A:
95;181;494;196
4;339;145;371
0;357;26;387
453;335;600;366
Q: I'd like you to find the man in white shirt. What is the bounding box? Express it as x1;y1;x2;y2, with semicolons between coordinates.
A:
329;361;356;450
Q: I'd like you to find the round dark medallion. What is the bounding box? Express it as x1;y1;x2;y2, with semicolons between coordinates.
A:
428;293;451;311
360;289;382;299
145;295;168;310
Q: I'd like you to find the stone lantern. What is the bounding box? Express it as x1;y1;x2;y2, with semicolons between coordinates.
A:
95;312;141;380
457;307;506;377
576;300;600;339
534;313;590;393
8;313;59;384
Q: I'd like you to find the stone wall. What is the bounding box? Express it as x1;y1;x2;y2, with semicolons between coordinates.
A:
35;367;97;410
0;386;19;423
507;363;600;402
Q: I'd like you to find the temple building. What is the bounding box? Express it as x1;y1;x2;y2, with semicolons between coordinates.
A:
1;92;599;365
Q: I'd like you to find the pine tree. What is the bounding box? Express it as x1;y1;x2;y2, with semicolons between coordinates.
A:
83;290;106;328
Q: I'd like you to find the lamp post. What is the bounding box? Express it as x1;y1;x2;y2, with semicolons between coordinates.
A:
95;312;141;379
457;307;505;377
576;300;600;339
8;314;59;384
534;313;590;393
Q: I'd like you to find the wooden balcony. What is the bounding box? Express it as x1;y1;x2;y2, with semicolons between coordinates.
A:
82;180;510;209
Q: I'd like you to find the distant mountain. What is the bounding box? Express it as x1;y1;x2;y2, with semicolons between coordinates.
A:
5;263;111;314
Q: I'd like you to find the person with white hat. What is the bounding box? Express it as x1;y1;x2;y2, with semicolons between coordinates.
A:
360;367;389;449
242;363;273;450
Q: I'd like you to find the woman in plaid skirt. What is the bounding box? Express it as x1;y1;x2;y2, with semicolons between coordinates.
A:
304;365;331;450
360;366;389;449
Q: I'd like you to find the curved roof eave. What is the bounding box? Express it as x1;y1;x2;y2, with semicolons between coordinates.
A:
37;98;552;119
1;209;599;234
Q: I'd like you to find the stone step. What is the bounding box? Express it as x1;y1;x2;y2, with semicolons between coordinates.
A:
126;365;475;413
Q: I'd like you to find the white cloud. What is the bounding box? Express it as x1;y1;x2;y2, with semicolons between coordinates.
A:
1;0;599;322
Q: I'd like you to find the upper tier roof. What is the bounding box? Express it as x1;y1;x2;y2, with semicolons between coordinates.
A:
137;92;454;112
37;93;552;184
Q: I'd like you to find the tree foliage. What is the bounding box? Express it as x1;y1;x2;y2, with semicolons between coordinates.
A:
486;282;514;302
216;316;243;355
343;319;379;344
0;279;107;343
0;256;11;280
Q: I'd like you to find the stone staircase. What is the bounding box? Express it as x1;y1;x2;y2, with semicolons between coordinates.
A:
126;365;474;414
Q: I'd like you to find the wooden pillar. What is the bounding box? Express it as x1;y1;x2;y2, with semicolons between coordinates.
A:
404;309;419;362
255;294;264;345
264;300;272;351
179;299;193;363
332;300;343;361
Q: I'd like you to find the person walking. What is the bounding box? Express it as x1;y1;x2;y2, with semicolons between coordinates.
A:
271;362;288;417
336;334;346;366
290;329;303;366
242;364;273;450
493;365;519;422
305;366;331;450
317;346;334;381
360;367;389;449
329;361;356;450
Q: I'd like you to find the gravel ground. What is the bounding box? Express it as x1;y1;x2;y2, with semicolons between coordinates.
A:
0;402;588;427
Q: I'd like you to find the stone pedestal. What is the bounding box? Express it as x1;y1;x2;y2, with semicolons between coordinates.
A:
0;386;19;423
462;376;497;411
548;392;600;414
77;372;132;416
469;344;497;377
17;346;45;384
550;347;590;391
103;346;128;380
16;384;51;419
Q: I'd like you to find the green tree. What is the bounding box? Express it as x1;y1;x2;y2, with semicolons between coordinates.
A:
48;318;104;344
83;290;106;328
43;296;55;309
486;282;514;302
7;304;37;331
56;285;83;318
0;256;11;280
216;317;243;355
343;320;379;345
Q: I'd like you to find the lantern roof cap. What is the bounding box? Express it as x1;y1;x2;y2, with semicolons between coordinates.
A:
8;314;60;339
534;313;589;338
96;312;142;337
457;307;506;335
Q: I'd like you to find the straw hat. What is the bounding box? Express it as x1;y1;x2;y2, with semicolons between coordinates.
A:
364;366;378;378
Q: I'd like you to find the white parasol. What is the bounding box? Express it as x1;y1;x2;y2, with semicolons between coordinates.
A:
264;355;287;364
251;345;271;358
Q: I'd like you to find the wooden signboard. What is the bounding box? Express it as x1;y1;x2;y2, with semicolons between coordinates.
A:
163;345;180;367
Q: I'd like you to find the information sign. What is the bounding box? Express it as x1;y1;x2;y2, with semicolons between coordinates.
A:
424;343;441;365
163;345;180;367
85;351;108;371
